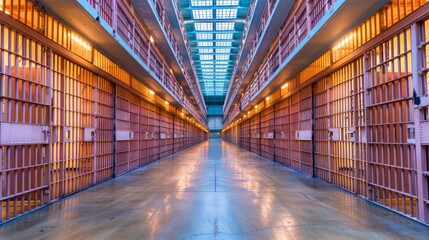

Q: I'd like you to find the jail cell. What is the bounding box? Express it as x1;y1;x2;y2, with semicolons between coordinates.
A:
329;59;366;194
289;92;300;171
419;18;429;222
260;107;274;159
51;55;96;199
129;94;140;171
366;29;418;218
159;109;174;158
143;101;160;163
173;116;184;153
1;26;50;222
250;114;261;155
115;87;131;176
313;78;330;182
298;86;313;175
95;77;114;183
239;118;250;150
274;97;291;166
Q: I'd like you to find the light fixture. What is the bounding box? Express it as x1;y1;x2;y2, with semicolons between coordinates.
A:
165;101;169;105
149;35;155;44
281;83;289;89
149;90;155;95
266;96;270;101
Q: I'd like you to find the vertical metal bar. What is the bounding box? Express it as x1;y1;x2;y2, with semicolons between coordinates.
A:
112;84;117;178
312;82;316;178
411;23;428;223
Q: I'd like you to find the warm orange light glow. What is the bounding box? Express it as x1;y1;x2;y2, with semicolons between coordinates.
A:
149;35;155;44
149;90;155;95
333;32;356;50
69;33;91;50
165;101;169;105
266;96;270;101
281;83;289;89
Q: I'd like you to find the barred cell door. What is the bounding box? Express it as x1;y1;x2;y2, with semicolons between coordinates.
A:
328;58;366;196
0;27;51;222
51;55;97;199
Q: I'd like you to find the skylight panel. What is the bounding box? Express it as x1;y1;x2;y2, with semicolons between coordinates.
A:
201;69;214;73
215;61;229;65
216;48;231;54
216;54;230;60
192;9;213;19
199;49;214;54
216;42;232;47
215;68;228;72
191;0;213;7
200;55;213;60
216;22;235;31
216;33;233;40
216;0;239;6
197;42;213;47
200;61;214;65
200;65;214;68
196;33;213;40
216;9;237;19
194;23;213;31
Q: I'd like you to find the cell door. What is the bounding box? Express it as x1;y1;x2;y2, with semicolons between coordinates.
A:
1;27;50;222
51;55;96;199
329;58;366;195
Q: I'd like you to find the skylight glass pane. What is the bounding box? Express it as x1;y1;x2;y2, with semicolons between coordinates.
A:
194;23;213;31
216;41;232;47
201;69;214;72
216;33;233;40
192;9;213;19
199;49;213;54
216;9;237;19
216;22;235;31
196;33;213;40
215;68;228;72
200;65;214;68
191;0;213;7
216;0;239;6
200;55;213;60
197;42;213;47
216;48;231;54
200;61;214;65
215;61;229;64
216;54;230;60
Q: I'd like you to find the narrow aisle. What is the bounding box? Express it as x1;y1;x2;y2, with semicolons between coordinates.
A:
1;140;428;239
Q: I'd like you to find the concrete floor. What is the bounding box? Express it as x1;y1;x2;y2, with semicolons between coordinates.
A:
1;140;429;240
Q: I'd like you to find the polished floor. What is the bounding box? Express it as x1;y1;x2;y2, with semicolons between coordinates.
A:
1;140;429;239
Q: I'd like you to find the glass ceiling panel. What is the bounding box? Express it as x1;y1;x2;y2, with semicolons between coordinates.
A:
191;0;213;6
216;22;235;31
194;23;213;31
179;0;250;99
216;9;238;19
216;0;239;6
192;9;213;19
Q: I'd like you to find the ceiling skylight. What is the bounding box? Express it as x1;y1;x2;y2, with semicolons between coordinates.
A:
195;23;213;31
216;48;231;54
216;33;233;40
192;9;213;19
216;0;239;6
197;42;213;47
216;9;237;19
179;0;250;100
196;33;213;40
199;49;214;54
216;42;232;47
216;22;235;31
191;0;213;7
